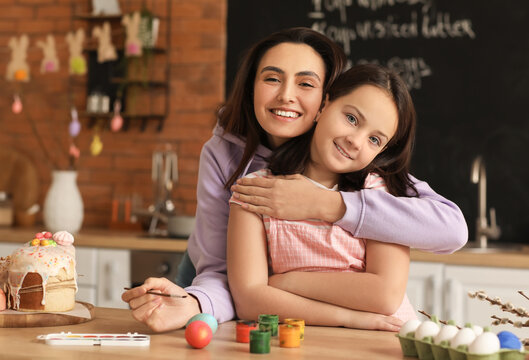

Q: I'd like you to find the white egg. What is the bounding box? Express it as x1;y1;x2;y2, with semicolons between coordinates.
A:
434;324;459;345
468;332;500;354
472;325;483;336
399;319;422;337
450;328;476;349
414;320;440;340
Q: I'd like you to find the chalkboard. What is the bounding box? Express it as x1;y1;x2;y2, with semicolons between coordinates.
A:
227;0;529;245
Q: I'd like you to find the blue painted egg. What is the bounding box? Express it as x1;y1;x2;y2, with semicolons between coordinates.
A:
186;313;218;334
497;331;522;350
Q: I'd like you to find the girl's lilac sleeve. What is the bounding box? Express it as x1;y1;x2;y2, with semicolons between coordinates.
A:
336;175;468;254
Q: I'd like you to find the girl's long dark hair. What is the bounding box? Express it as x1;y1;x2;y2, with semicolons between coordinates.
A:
219;27;346;188
269;64;418;197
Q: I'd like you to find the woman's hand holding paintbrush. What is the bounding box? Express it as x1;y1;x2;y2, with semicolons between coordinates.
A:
123;287;187;298
121;278;201;332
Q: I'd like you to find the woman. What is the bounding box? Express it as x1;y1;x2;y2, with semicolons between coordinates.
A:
122;28;467;332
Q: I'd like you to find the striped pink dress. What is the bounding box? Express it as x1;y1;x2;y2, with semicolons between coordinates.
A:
230;169;417;322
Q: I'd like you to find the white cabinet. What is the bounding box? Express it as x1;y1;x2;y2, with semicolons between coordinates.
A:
0;243;130;309
96;249;130;309
407;262;444;317
76;247;98;305
408;262;529;340
444;265;529;339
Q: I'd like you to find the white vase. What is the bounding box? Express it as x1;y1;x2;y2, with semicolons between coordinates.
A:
43;170;84;234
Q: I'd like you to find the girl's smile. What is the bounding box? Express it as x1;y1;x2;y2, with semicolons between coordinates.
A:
334;141;353;160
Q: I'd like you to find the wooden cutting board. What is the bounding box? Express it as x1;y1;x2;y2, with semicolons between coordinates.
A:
0;301;95;328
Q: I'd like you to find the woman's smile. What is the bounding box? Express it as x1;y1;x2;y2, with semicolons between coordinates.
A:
270;108;302;122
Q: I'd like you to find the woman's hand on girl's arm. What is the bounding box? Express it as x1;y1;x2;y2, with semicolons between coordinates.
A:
230;174;346;222
227;204;401;331
268;241;410;315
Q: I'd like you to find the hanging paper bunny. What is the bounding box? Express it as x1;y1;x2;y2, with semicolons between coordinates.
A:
66;29;87;75
36;34;59;73
122;11;143;57
6;34;30;82
92;21;117;63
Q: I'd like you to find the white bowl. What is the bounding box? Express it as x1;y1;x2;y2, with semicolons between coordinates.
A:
167;216;195;238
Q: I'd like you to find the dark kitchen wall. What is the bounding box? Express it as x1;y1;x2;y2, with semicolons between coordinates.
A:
227;0;529;244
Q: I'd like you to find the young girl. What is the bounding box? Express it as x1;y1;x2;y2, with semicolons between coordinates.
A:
227;64;419;328
122;28;466;332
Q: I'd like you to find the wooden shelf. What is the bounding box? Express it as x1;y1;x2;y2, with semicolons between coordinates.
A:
73;13;168;21
73;13;123;21
111;78;168;88
71;1;171;134
83;46;167;54
80;112;166;132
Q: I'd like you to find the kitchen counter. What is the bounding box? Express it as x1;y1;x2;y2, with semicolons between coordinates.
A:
0;227;188;252
0;307;406;360
410;246;529;269
1;227;529;268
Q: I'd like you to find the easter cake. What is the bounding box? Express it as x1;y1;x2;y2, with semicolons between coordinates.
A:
2;231;77;312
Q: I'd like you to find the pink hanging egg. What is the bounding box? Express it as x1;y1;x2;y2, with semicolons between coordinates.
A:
110;114;123;132
12;96;22;114
69;144;80;159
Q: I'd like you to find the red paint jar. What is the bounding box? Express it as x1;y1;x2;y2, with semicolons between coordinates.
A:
236;320;258;343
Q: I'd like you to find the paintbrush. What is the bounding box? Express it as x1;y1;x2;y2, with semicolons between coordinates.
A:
123;287;187;298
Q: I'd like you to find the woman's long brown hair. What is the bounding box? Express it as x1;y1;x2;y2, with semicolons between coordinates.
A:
219;27;346;188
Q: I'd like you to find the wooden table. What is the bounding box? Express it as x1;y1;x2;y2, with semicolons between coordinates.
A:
0;307;409;359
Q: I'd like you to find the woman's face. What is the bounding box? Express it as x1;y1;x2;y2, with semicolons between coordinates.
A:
307;85;398;184
253;42;326;149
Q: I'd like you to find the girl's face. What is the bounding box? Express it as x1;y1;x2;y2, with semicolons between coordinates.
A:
253;42;326;149
307;85;398;186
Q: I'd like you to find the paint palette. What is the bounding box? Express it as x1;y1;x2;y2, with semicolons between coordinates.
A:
37;332;150;346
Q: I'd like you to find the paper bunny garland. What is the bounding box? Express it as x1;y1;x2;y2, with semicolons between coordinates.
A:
65;29;87;75
122;11;143;57
6;34;30;82
37;35;59;73
92;22;117;63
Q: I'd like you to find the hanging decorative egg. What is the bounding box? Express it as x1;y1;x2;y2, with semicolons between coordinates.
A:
69;144;80;159
110;100;123;132
69;107;81;137
12;95;22;114
90;134;103;156
69;120;81;137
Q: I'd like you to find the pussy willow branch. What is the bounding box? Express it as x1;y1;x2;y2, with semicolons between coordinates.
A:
418;310;461;329
468;290;529;318
490;315;529;328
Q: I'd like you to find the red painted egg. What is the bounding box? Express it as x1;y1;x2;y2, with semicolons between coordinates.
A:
185;320;213;349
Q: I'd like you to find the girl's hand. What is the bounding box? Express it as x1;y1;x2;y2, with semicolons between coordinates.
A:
345;311;403;332
121;277;201;332
231;174;344;221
